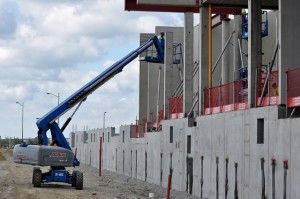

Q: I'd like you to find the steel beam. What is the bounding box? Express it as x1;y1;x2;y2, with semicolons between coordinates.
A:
125;0;241;15
137;0;196;6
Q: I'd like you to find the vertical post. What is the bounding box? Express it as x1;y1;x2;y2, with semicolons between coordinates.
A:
278;0;300;105
199;6;209;115
103;112;107;129
222;19;230;84
166;153;173;199
183;12;194;116
216;157;219;199
225;157;229;199
248;0;262;108
164;32;173;120
208;4;212;88
99;137;102;176
157;66;161;128
271;158;276;199
234;163;238;199
261;158;265;199
268;65;271;106
21;103;24;143
233;15;242;80
16;101;24;143
200;156;204;199
255;67;258;106
283;160;288;199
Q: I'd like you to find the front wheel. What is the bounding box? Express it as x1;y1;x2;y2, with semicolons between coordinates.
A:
72;170;79;187
33;169;42;187
75;171;83;190
32;167;40;184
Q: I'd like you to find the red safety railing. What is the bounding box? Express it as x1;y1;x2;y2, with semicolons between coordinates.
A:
256;71;279;106
169;96;183;119
234;79;248;110
203;88;210;110
210;86;220;108
221;82;234;112
203;79;248;115
287;67;300;107
150;106;164;131
234;79;248;103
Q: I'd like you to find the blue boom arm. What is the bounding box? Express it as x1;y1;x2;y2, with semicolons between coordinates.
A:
36;35;164;166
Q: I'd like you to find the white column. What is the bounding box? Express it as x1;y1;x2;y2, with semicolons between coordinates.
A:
221;20;230;84
248;0;262;108
183;13;194;116
164;32;173;119
279;0;300;105
233;15;242;80
198;7;209;115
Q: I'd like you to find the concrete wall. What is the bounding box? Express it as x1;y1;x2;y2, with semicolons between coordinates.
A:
72;107;300;198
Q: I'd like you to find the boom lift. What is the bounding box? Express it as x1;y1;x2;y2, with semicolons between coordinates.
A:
13;34;165;189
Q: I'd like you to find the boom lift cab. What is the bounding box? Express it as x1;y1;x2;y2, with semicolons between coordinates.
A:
241;10;268;40
13;34;165;189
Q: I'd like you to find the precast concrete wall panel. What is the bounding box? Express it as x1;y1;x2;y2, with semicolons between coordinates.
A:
248;107;270;199
147;132;163;185
210;113;226;199
197;115;213;198
225;111;244;199
73;107;300;198
290;118;300;199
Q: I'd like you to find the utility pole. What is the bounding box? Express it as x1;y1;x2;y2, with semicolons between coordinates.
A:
47;92;60;125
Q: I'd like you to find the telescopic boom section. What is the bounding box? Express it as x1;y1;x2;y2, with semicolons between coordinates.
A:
36;35;164;145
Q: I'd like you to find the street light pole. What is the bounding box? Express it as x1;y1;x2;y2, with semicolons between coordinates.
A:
47;92;60;126
103;112;107;129
16;102;24;143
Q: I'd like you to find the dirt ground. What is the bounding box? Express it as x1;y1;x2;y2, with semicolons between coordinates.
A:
0;149;199;199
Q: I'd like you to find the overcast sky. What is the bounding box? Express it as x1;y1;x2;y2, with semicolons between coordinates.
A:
0;0;186;139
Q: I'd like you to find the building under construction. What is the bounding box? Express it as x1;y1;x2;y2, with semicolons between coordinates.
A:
71;1;300;198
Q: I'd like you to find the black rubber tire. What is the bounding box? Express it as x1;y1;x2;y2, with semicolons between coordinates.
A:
32;167;40;184
72;171;78;187
75;171;83;190
33;169;42;187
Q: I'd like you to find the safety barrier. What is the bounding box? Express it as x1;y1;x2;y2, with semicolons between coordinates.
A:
256;71;279;106
151;107;164;131
159;107;164;125
135;119;139;138
204;79;248;115
287;67;300;107
234;79;248;110
169;96;184;119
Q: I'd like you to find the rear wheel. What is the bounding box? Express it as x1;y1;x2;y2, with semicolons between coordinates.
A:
75;171;83;190
33;169;42;187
